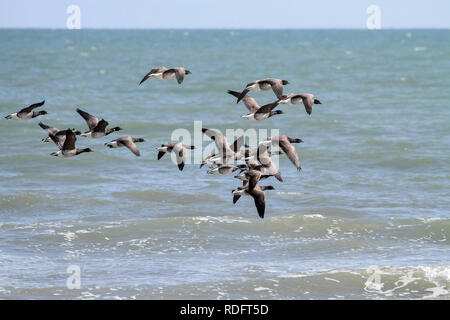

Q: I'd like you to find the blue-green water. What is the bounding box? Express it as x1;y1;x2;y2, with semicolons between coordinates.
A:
0;30;449;299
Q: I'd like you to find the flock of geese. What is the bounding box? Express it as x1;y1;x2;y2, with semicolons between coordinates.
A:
5;66;322;219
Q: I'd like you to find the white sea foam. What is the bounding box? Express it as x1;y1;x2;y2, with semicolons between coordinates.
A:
304;214;325;219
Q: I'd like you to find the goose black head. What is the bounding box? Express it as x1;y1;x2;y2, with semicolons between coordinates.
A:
288;137;304;144
35;110;48;117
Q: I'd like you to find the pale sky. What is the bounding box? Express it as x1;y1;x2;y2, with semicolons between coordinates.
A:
1;0;449;29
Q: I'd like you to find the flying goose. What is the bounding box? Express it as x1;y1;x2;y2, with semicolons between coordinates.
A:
200;135;246;168
232;180;249;203
260;135;303;171
278;93;322;115
227;90;283;121
105;136;145;157
247;184;272;219
244;170;274;219
5;100;47;120
39;122;81;143
157;142;195;171
206;164;247;176
245;145;283;182
242;153;283;182
232;181;274;205
243;146;283;166
49;129;92;158
76;108;122;138
46;129;82;150
200;153;236;168
139;67;191;85
202;128;245;163
200;153;218;168
235;170;270;182
234;161;274;182
234;78;289;103
234;147;283;182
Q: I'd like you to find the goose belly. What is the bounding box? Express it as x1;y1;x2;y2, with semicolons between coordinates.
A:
247;83;260;92
207;168;221;175
106;141;120;148
151;72;164;80
81;132;93;138
51;150;64;157
242;113;257;121
90;132;105;139
258;83;272;91
260;165;278;176
234;172;248;181
233;189;248;196
290;98;304;105
279;99;296;105
258;140;272;147
254;113;269;121
51;150;73;158
62;150;77;157
161;72;176;80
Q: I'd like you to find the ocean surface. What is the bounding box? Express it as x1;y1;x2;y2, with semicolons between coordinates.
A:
0;29;449;300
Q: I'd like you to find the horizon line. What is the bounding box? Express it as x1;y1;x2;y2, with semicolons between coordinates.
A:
1;27;449;31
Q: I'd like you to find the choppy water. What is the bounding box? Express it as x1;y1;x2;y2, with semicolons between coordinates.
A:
0;29;449;299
